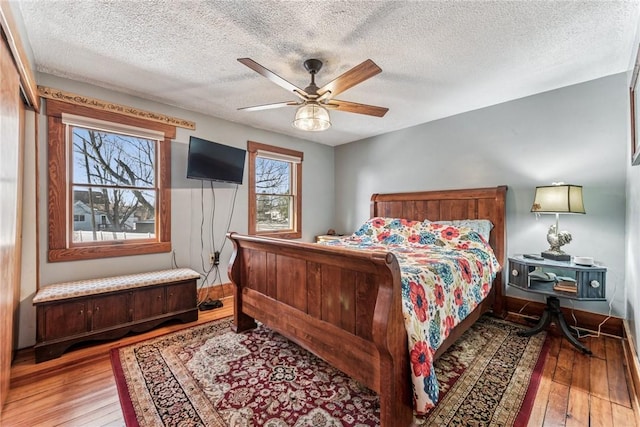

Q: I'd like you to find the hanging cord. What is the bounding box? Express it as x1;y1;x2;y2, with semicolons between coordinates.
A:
199;181;208;273
208;181;221;299
210;180;217;256
569;274;617;339
165;181;240;306
212;184;239;299
189;182;208;303
196;181;218;305
219;184;239;255
170;249;179;269
518;300;531;314
195;183;240;303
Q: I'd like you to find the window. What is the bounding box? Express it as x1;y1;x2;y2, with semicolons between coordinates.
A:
67;115;161;244
247;141;303;239
46;100;175;262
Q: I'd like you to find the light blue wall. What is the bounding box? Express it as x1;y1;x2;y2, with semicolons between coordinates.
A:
17;74;335;347
335;74;628;318
18;72;634;353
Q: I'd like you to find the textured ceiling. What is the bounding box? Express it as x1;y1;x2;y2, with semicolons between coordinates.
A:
15;0;640;146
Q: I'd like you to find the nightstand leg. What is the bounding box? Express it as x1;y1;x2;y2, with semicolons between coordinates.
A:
518;306;552;337
518;296;592;355
554;305;592;355
546;297;592;354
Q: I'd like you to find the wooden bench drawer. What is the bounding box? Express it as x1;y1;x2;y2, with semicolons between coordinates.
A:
33;269;200;362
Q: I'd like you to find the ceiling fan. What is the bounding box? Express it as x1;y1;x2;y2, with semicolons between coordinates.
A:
237;57;389;131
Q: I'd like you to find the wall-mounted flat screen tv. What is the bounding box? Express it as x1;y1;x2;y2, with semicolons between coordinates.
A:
186;136;246;184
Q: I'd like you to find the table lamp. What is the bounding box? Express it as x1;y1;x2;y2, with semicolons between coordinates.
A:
530;183;585;261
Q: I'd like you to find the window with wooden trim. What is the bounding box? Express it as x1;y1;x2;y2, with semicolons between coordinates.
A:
46;100;175;262
248;141;303;239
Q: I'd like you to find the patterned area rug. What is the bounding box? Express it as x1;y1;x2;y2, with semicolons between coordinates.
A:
111;316;548;426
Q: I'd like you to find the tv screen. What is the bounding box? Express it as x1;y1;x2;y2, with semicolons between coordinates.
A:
186;136;246;184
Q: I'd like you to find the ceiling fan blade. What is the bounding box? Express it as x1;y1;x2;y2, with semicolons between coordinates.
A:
317;59;382;99
325;99;389;117
238;58;308;99
238;101;301;112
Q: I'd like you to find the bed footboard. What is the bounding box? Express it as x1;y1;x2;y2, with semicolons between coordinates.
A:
226;232;413;426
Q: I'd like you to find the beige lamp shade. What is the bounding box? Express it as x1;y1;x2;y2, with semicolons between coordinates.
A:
531;184;585;214
292;102;331;131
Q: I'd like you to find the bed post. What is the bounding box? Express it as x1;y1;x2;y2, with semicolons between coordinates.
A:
492;185;508;318
372;252;414;426
227;232;257;332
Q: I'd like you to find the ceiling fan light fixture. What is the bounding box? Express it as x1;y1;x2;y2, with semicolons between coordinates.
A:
292;102;331;132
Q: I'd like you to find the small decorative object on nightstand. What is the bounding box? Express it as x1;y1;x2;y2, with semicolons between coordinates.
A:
508;255;606;354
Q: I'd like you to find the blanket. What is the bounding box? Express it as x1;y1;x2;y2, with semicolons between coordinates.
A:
322;217;501;413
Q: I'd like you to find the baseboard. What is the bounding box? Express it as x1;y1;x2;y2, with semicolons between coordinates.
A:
197;282;233;302
505;296;623;337
623;320;640;419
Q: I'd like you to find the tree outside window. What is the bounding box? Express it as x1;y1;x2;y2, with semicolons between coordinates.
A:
70;125;158;243
248;141;302;239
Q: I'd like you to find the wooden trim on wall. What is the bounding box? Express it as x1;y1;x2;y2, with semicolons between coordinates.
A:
0;2;40;111
47;115;66;252
158;136;172;250
45;98;177;139
247;140;306;161
623;320;640;421
248;145;257;234
197;282;234;302
34;109;41;291
39;86;195;130
505;295;624;337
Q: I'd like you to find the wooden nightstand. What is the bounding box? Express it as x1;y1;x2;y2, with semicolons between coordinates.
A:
315;234;350;243
508;255;607;354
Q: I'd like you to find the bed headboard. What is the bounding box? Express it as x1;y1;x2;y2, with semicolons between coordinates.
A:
370;186;508;314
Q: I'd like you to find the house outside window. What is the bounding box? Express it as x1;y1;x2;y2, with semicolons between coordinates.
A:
247;141;302;239
46;99;175;262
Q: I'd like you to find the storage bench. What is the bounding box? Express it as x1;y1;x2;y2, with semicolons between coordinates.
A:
33;268;200;363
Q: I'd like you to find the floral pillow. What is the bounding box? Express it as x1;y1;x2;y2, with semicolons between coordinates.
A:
422;219;493;242
416;222;488;248
352;217;423;244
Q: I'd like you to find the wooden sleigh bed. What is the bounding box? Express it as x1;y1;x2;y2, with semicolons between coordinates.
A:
227;186;507;426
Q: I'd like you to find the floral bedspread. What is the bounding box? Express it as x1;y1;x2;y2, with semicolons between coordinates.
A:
321;217;501;414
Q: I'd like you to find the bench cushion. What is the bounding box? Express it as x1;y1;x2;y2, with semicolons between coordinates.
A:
33;268;200;304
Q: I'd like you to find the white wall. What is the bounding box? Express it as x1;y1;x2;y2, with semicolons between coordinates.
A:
17;74;335;348
335;74;628;318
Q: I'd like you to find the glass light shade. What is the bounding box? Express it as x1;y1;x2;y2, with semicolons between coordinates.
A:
531;184;585;214
292;103;331;131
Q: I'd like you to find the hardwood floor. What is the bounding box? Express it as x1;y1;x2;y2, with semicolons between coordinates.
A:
0;301;637;426
525;327;638;426
1;297;233;427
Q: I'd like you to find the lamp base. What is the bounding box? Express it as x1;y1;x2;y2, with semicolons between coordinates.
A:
541;251;571;262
